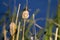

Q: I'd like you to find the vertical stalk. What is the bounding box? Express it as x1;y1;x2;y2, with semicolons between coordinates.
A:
15;4;21;40
22;19;26;40
57;0;60;40
16;22;21;40
12;35;15;40
55;27;58;40
50;36;52;40
15;4;21;25
33;14;36;40
3;24;6;40
44;0;51;40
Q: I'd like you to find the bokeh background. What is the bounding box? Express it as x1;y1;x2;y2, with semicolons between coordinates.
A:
0;0;58;40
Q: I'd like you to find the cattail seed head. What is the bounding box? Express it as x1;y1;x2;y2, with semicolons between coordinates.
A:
22;8;29;19
10;22;17;36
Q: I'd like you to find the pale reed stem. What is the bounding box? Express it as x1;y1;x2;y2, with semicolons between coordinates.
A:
15;4;21;25
22;20;26;40
12;35;15;40
4;29;6;40
50;36;52;40
33;14;36;40
55;27;58;40
16;22;21;40
3;24;6;40
52;33;60;38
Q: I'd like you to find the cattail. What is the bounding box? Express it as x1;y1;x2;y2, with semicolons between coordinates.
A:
22;9;29;40
10;22;17;40
22;6;29;19
22;0;29;40
10;22;16;36
22;5;29;40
